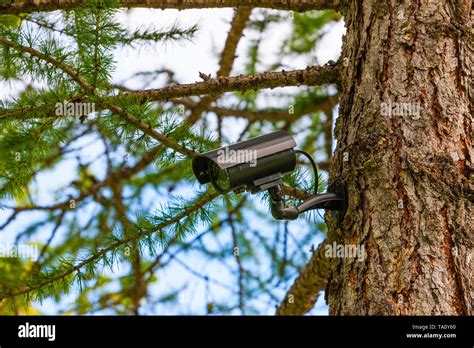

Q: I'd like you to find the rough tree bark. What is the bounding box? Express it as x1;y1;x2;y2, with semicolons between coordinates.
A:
326;0;473;315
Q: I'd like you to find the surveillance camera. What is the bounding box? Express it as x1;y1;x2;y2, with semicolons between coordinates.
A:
192;131;347;220
192;131;297;194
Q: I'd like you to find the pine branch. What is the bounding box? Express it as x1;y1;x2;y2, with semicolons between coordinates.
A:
0;91;93;121
109;63;340;104
0;191;219;301
0;38;196;156
103;102;198;157
143;198;246;280
186;7;252;124
7;147;161;213
275;239;330;315
0;37;90;91
0;0;343;15
0;94;337;121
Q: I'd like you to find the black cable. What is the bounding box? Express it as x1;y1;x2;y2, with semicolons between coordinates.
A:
294;149;319;195
297;193;343;213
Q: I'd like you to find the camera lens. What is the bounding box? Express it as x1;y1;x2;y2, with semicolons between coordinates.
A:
209;161;230;193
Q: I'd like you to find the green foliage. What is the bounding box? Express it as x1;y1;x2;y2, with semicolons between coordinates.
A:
0;14;22;29
0;119;70;199
0;0;339;315
0;46;21;79
283;10;341;54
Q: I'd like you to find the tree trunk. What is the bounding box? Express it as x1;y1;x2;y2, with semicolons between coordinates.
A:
326;0;473;315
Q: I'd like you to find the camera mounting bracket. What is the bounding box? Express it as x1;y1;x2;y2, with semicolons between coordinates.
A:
247;173;284;194
269;179;348;221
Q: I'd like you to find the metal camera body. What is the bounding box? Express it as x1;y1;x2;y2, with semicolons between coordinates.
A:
192;131;347;221
192;131;297;194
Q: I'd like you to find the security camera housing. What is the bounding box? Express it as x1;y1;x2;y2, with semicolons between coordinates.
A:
192;131;297;194
192;131;348;221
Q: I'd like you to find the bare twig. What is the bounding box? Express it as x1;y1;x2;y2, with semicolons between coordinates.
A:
109;63;341;104
186;7;252;124
176;94;338;122
228;214;245;314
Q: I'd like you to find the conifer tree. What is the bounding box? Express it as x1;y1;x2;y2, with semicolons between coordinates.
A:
0;0;471;316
